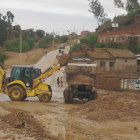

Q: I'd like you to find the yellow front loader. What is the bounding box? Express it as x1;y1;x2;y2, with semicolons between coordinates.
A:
0;64;60;102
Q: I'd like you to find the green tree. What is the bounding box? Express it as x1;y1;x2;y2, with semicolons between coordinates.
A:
114;0;140;13
38;35;53;48
0;51;6;63
128;38;139;54
88;0;107;26
4;38;34;52
80;33;98;47
0;11;14;44
36;30;45;38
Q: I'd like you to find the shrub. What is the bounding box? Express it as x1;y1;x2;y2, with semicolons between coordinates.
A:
71;43;80;51
0;51;6;63
80;33;98;47
4;38;34;52
38;35;53;48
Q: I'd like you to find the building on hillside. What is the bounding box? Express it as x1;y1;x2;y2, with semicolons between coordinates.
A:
70;48;137;74
98;30;140;44
70;32;77;37
81;31;90;37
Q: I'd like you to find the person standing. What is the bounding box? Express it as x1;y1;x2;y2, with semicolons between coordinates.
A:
60;77;64;87
57;77;60;87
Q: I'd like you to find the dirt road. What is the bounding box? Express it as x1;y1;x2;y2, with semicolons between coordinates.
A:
0;47;140;140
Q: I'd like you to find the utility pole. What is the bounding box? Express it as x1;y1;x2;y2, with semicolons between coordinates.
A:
66;30;72;50
52;30;55;49
20;30;22;65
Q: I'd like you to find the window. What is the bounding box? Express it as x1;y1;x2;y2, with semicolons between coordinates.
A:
100;61;106;67
119;36;124;41
110;62;115;67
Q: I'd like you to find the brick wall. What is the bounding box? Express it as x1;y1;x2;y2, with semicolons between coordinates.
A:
96;74;121;91
98;30;140;43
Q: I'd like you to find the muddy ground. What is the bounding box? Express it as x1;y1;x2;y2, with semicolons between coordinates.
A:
0;89;140;140
1;47;140;140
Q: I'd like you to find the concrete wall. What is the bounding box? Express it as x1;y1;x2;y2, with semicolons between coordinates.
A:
115;58;137;73
93;59;137;73
94;60;116;73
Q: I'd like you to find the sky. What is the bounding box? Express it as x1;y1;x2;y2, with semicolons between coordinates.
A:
0;0;129;35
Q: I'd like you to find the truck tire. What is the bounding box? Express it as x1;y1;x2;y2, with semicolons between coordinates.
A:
8;86;26;101
93;91;98;99
69;92;73;104
38;93;51;102
63;88;69;103
88;91;97;101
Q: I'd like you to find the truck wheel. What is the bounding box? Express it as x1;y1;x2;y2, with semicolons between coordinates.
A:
8;86;25;101
88;91;97;101
93;91;98;99
63;89;69;103
38;93;51;102
69;92;73;104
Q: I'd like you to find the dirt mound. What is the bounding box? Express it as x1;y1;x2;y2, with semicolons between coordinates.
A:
0;107;56;140
68;74;94;85
58;54;70;66
73;91;140;121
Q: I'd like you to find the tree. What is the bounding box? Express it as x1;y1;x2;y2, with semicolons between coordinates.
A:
88;0;107;26
114;0;140;13
128;38;139;54
6;11;14;24
36;30;45;38
0;11;14;44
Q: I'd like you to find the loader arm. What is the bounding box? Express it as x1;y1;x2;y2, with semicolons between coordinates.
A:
35;65;61;81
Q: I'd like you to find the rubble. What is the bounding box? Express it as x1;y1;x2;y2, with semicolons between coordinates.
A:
73;90;140;121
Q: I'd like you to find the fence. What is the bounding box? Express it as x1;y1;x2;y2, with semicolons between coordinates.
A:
121;78;140;91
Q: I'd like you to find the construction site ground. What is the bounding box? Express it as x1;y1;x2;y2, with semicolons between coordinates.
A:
0;47;140;140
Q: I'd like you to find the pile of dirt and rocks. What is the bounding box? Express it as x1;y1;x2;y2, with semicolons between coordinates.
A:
0;107;56;140
58;54;70;66
73;91;140;121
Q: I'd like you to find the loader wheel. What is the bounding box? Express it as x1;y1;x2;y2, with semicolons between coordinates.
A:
8;86;25;101
39;93;51;102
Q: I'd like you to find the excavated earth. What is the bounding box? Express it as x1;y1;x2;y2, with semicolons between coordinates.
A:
0;47;140;140
72;91;140;121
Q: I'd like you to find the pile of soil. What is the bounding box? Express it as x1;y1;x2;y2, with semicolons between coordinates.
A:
68;74;94;86
58;54;70;66
0;106;56;140
73;91;140;121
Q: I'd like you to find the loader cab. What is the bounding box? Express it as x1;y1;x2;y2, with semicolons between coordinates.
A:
33;67;41;78
10;65;34;88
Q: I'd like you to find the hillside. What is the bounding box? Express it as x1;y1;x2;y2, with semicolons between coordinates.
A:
4;48;49;69
97;9;140;33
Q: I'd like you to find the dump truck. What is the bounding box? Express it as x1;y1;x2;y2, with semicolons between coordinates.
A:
63;63;97;103
0;64;60;102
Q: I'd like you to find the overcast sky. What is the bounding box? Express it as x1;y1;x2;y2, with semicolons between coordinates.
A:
0;0;128;35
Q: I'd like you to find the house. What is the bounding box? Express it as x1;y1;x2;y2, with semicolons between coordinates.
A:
98;30;140;43
70;32;77;37
98;9;140;44
70;48;137;74
81;31;90;37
